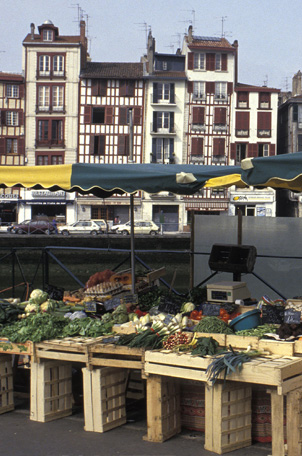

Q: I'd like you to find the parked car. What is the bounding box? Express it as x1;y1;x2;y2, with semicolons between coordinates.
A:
91;219;108;233
115;220;160;236
58;220;105;236
10;219;55;235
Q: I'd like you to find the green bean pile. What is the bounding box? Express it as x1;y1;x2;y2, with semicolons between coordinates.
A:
235;324;278;337
193;316;234;335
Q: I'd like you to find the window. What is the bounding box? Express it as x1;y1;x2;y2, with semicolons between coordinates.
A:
39;55;50;75
152;112;174;133
6;111;18;126
193;81;205;99
153;83;175;103
43;29;53;41
257;112;271;137
192;107;205;126
152;138;174;163
237;92;249;108
91;108;105;124
215;54;221;70
215;54;227;71
119;80;135;97
37;119;63;145
90;135;105;155
52;86;64;111
6;85;19;98
235;112;250;137
194;53;205;70
258;144;269;157
157;112;169;129
91;79;107;97
236;144;247;163
36;154;64;165
213;138;225;157
53;56;64;76
215;82;227;100
118;135;129;156
38;86;50;111
214;107;227;128
191;137;203;157
6;139;18;153
259;92;270;109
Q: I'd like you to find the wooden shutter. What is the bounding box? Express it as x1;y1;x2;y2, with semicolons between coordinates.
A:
191;137;203;156
169;138;174;160
187;81;193;93
118;135;129;156
188;52;194;70
206;82;215;94
119;80;126;96
258;112;271;130
89;135;95;154
91;80;99;96
227;82;233;95
0;138;5;154
153;83;158;103
213;138;225;156
99;80;107;96
248;144;258;157
214;107;226;124
153;112;158;132
133;107;141;125
230;143;236;160
238;91;248;102
170;83;175;103
293;105;298;122
84;106;92;124
0;111;6;126
221;54;227;71
19;85;24;98
105;107;113;124
98;135;105;155
18;111;24;126
169;112;174;133
206;53;215;71
119;107;128;125
152;138;156;162
18;137;25;154
192;107;205;124
127;81;135;97
269;144;276;156
236;112;249;130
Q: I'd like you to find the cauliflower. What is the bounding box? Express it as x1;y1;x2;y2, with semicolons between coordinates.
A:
182;302;195;313
40;300;55;313
30;289;48;305
25;302;39;314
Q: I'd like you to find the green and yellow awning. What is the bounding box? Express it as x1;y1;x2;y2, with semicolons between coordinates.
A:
0;163;243;197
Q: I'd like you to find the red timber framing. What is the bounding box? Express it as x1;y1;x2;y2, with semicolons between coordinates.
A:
79;76;144;164
0;73;25;166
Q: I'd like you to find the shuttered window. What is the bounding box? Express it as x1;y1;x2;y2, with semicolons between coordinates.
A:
213;138;225;156
192;107;205;125
258;112;271;130
191;137;203;156
89;135;105;155
235;112;250;135
119;80;135;97
118;135;129;156
206;53;215;71
214;107;227;125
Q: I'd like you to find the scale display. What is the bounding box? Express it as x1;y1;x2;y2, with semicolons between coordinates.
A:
206;281;251;303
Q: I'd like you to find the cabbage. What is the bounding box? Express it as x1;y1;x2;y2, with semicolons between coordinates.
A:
25;303;39;314
40;300;55;313
183;302;195;313
30;289;48;305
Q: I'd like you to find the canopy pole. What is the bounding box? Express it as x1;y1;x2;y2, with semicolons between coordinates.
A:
130;194;135;294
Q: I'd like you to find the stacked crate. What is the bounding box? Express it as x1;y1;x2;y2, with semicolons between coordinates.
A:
0;355;14;414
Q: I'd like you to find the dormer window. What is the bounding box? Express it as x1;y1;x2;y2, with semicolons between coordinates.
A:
43;29;53;41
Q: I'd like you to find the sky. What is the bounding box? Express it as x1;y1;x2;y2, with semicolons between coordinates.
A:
0;0;300;91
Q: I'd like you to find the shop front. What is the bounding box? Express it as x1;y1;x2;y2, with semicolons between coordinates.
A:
229;188;276;217
0;188;23;225
18;190;75;223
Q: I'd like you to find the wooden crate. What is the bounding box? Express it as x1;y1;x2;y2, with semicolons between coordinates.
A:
0;338;33;356
144;374;181;443
34;336;106;365
0;355;14;414
90;343;144;370
205;382;252;454
30;360;73;422
126;369;145;400
82;366;127;433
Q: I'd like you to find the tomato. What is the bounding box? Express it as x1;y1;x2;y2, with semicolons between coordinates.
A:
219;308;228;317
198;310;203;316
195;315;202;320
190;310;199;319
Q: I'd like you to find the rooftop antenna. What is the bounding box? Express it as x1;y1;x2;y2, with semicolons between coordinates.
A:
135;22;149;50
181;8;196;29
172;33;182;49
165;44;174;53
71;3;85;32
215;16;232;39
263;74;268;86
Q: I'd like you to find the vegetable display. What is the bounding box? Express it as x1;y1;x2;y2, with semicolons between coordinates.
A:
193;316;234;335
235;324;278;337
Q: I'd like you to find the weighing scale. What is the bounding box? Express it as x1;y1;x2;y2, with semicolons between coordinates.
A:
206;281;251;303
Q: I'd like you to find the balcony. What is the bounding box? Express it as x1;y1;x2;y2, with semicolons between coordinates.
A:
235;129;249;137
36;105;65;114
191;123;206;132
257;129;271;137
150;94;176;106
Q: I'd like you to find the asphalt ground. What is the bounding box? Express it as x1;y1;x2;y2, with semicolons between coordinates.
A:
0;393;274;456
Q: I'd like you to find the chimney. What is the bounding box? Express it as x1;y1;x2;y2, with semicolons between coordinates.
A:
232;40;239;86
79;20;88;67
292;71;302;96
30;23;35;40
147;30;155;75
188;25;193;44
